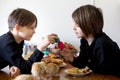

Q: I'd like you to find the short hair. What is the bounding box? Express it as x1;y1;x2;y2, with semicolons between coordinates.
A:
72;4;104;37
8;8;37;31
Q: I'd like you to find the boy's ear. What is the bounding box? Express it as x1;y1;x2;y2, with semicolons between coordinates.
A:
14;24;21;31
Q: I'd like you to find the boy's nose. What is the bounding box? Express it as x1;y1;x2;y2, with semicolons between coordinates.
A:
33;29;35;34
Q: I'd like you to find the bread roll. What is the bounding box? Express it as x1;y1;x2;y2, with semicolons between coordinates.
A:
31;62;46;79
15;74;35;80
51;58;63;66
46;63;60;77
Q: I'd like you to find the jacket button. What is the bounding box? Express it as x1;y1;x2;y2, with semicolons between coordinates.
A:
88;59;91;62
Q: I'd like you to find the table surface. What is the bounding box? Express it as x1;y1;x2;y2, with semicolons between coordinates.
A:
0;63;120;80
0;71;10;80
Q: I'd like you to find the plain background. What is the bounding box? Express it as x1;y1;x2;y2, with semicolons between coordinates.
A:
0;0;120;50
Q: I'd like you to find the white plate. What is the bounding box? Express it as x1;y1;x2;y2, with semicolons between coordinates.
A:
64;69;92;76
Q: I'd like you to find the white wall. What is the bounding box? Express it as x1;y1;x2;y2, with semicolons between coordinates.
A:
0;0;92;50
95;0;120;47
0;0;120;50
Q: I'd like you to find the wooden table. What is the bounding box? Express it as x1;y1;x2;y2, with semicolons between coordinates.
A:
0;63;120;80
0;71;120;80
0;66;11;80
60;73;120;80
0;71;10;80
59;63;120;80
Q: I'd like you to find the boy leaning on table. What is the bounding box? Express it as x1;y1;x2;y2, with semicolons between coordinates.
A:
60;4;120;76
0;8;58;78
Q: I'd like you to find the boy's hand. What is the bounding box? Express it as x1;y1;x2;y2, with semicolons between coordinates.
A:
37;33;58;51
10;66;20;78
60;49;74;62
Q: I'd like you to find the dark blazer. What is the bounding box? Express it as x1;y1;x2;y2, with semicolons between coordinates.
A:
71;32;120;75
0;31;44;74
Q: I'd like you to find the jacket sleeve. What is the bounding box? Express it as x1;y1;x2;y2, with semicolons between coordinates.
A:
92;39;120;74
0;41;44;74
70;38;88;68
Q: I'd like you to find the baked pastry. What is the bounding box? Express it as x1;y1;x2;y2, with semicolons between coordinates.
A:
51;58;63;67
46;62;60;77
67;67;80;74
67;67;90;74
48;53;56;58
15;74;35;80
42;57;52;64
31;62;46;80
79;66;89;73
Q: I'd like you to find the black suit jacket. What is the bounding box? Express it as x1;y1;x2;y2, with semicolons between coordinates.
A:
0;31;44;74
71;32;120;75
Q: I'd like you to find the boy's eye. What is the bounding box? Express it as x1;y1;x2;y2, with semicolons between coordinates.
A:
30;27;35;29
31;27;33;29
